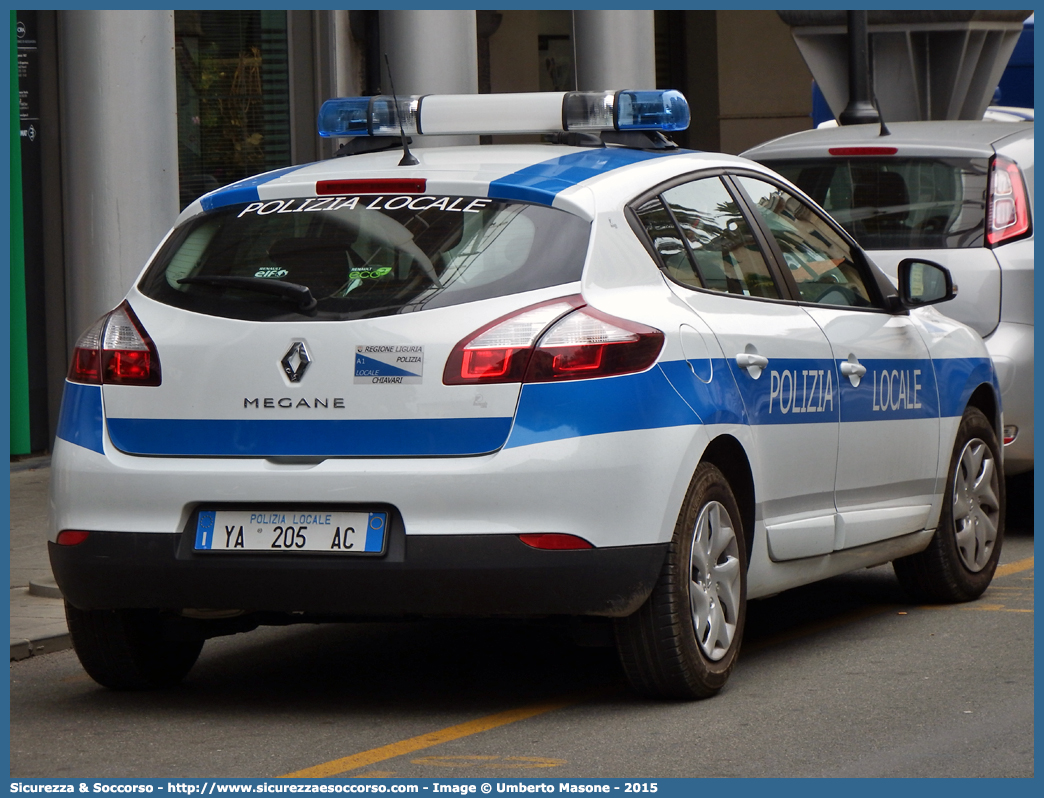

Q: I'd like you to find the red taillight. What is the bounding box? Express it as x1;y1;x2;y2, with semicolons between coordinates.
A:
518;533;593;550
68;302;162;386
986;156;1031;246
56;530;90;546
316;178;427;195
828;146;898;156
443;297;665;385
443;296;584;385
524;307;665;383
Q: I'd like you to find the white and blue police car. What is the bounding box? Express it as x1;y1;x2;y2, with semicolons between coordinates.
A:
50;90;1005;699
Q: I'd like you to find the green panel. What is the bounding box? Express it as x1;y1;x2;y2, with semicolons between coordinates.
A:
10;10;31;454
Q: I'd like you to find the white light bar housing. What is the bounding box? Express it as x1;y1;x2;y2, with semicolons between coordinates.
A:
317;90;690;138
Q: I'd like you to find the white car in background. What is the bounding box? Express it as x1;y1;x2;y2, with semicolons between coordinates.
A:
744;120;1033;475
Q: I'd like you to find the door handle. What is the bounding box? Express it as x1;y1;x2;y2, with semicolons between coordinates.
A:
840;362;866;378
735;352;769;379
736;353;769;370
840;356;866;387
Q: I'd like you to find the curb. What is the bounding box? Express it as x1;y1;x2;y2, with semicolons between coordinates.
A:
11;632;72;661
10;454;51;473
29;577;63;599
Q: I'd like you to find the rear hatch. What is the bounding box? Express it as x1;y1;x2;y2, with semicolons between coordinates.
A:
100;185;591;458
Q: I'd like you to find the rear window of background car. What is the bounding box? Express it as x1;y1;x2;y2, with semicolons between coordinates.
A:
767;157;989;250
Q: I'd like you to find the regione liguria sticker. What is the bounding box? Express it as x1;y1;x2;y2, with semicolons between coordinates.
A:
355;345;424;384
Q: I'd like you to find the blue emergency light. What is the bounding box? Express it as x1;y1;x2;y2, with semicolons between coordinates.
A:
317;90;689;138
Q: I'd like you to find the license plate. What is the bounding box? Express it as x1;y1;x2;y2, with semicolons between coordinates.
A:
194;510;387;555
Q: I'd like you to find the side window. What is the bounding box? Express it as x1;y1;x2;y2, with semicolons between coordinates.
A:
637;177;781;299
635;199;701;287
736;176;877;308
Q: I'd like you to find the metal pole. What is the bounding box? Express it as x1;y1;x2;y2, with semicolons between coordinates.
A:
838;10;879;125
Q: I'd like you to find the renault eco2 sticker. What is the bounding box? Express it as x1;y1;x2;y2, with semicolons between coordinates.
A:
355;345;424;384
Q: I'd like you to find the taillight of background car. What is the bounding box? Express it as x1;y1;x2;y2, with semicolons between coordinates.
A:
986;155;1032;246
444;295;665;385
68;301;162;386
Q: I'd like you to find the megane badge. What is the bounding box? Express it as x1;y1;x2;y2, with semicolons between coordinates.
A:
281;342;311;382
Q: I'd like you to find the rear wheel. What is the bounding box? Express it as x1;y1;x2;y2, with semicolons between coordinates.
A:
65;603;203;690
893;407;1004;602
615;463;747;699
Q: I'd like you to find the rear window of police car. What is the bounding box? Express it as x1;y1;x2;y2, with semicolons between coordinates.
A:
138;195;590;321
767;157;988;250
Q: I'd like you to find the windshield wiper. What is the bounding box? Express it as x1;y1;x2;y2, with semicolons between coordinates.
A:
178;276;318;313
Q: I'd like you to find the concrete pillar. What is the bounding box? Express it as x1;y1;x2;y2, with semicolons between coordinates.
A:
58;10;179;345
381;10;478;147
574;10;656;91
311;10;364;159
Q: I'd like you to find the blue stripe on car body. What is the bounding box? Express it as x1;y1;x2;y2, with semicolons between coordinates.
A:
504;366;700;449
58;357;997;457
199;165;310;213
657;360;748;427
105;417;515;457
488;148;684;205
55;382;105;454
932;357;999;419
198;147;685;215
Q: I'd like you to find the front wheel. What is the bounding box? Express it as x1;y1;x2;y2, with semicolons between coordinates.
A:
615;463;747;699
65;603;204;690
893;407;1005;603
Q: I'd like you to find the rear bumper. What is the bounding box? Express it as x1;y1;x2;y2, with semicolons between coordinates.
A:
50;530;668;619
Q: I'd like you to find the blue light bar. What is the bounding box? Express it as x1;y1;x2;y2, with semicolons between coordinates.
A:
616;90;690;132
317;96;420;138
317;90;690;138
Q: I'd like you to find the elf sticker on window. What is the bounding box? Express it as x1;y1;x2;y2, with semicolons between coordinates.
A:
354;345;424;384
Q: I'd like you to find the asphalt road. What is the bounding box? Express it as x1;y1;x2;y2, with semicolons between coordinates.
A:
11;498;1033;779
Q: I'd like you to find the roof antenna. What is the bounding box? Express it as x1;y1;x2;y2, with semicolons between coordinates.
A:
384;53;418;166
873;94;891;137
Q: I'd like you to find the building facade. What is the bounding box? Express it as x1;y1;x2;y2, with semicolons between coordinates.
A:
13;9;816;454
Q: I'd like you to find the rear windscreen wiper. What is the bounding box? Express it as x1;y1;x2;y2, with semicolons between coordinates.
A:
178;276;318;313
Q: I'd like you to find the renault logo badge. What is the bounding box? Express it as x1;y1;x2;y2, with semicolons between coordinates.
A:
281;342;311;382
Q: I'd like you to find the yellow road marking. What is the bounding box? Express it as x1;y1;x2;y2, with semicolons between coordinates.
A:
961;605;1032;613
281;695;586;778
994;556;1033;578
284;557;1034;778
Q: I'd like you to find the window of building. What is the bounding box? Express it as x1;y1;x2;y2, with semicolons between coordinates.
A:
174;11;292;210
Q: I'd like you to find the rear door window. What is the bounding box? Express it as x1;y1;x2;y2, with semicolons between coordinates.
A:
635;176;782;299
767;157;989;250
138;196;590;321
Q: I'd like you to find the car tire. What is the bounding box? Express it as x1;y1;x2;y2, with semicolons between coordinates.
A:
614;462;747;700
65;603;204;690
893;407;1005;603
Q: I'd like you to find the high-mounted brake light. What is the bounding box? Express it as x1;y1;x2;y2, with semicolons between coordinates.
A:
317;90;689;138
444;297;664;386
828;146;898;156
316;178;426;195
986;156;1031;246
68;302;161;386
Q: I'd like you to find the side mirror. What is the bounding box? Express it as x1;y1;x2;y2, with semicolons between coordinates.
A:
896;258;957;308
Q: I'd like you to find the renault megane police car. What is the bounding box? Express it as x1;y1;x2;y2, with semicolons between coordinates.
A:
49;90;1005;699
